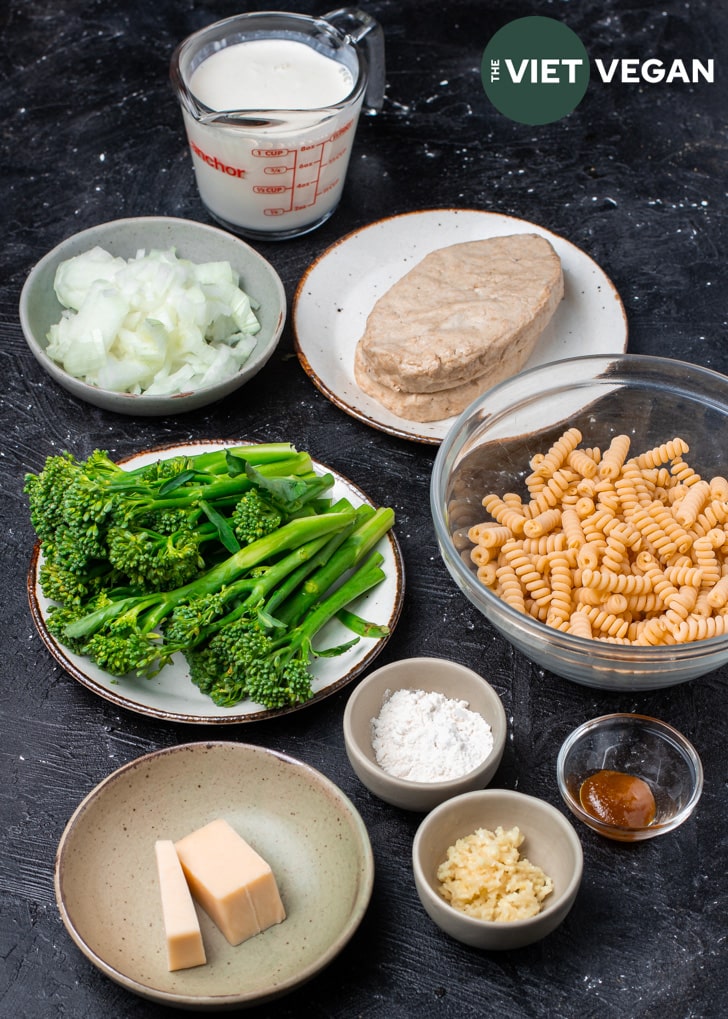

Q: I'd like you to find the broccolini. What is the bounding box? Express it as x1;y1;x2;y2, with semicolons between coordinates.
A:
25;443;396;709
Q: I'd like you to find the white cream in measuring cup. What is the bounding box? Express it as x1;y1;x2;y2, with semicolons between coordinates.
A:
170;9;386;240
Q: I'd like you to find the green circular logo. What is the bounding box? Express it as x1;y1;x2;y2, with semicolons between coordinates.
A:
481;16;590;125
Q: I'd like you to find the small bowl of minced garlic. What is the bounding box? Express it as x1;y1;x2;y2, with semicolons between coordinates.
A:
342;657;507;812
412;788;583;950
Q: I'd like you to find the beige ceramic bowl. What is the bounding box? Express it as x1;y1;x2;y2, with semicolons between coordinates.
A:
342;657;507;811
19;216;285;415
412;789;583;950
54;742;373;1010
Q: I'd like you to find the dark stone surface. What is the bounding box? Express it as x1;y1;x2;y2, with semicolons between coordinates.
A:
1;2;726;1017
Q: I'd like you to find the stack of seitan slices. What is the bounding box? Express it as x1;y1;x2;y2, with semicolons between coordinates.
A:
354;233;564;422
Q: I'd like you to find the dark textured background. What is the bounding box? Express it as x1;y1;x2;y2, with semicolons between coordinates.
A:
1;2;726;1017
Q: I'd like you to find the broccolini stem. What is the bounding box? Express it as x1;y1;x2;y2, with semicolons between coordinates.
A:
184;443;302;472
263;503;374;618
276;506;395;628
283;552;387;651
335;606;391;639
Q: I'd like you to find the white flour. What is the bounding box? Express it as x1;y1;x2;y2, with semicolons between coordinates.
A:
371;688;494;782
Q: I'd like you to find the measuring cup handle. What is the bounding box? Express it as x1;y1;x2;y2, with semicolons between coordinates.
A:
323;7;386;113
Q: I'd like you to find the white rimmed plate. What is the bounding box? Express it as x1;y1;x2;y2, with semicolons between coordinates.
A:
55;742;374;1009
28;441;403;723
293;208;628;444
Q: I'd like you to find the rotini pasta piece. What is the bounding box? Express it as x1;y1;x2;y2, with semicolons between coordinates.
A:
693;530;723;588
576;542;605;570
627;504;680;562
476;562;498;587
673;479;711;528
493;561;525;608
620;592;664;615
470;544;494;567
574;496;596;518
633;437;690;469
481;493;527;536
614;459;653;512
470;523;514;549
645;500;693;553
567;608;593;638
523;507;562;538
694;499;728;535
581;507;616;542
521;533;568;555
663;564;703;588
579;567;652;595
545;554;574;628
560;508;586;550
670;456;700;488
710;476;728;500
599;434;631;480
567;447;598;479
532;427;582;479
581;605;631;640
500;541;551;606
526;468;579;516
706;575;728;609
602;592;629;616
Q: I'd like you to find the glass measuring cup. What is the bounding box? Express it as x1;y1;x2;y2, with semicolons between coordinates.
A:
170;8;386;241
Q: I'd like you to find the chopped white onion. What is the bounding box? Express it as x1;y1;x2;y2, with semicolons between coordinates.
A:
46;247;261;395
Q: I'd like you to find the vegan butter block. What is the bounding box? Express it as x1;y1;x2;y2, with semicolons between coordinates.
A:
154;839;207;971
175;818;286;946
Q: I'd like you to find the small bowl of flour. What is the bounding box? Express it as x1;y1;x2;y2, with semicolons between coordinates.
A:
343;657;507;811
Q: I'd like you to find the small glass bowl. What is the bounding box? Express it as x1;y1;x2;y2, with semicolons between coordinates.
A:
430;353;728;691
556;713;703;841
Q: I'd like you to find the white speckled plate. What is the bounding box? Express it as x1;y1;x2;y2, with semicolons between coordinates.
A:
293;208;628;444
55;741;374;1010
29;441;403;724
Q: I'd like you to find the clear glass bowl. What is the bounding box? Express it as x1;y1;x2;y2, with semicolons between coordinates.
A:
556;713;703;841
430;353;728;691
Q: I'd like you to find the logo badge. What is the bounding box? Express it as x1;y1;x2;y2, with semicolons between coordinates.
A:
481;16;590;125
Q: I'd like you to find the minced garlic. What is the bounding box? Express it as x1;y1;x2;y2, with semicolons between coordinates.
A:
437;825;553;922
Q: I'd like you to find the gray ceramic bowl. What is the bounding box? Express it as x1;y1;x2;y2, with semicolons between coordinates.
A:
54;742;373;1010
556;713;703;842
412;789;583;950
343;657;507;812
431;353;728;690
19;216;285;415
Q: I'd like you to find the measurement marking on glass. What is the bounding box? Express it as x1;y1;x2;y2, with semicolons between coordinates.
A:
252;123;352;216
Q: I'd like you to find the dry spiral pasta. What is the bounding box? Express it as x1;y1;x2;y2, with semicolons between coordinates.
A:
466;427;728;648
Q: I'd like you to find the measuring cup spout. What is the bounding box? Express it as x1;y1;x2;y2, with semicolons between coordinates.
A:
323;7;386;113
